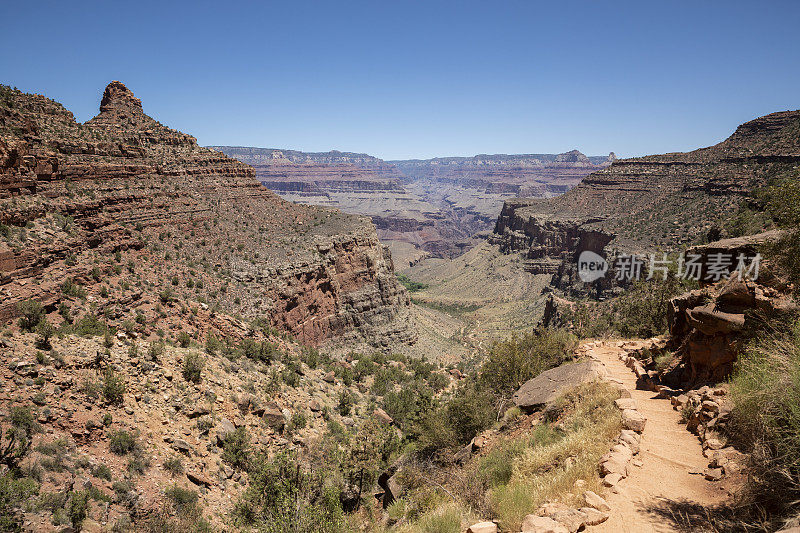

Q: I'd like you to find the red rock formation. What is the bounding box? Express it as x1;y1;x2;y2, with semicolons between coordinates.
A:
0;82;414;347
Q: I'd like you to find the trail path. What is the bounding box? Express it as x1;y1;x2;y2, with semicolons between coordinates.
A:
584;341;729;532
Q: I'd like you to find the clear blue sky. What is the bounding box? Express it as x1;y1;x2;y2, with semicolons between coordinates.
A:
2;0;798;160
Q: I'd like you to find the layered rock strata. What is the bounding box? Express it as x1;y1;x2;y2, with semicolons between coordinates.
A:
0;82;415;346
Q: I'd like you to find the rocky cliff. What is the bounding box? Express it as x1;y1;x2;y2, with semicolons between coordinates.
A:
491;110;800;284
0;82;415;347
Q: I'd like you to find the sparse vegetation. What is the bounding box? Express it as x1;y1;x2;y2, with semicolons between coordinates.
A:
109;430;137;455
182;352;204;383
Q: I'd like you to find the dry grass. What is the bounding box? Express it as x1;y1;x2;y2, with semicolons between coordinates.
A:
489;381;622;531
730;324;800;521
394;381;622;532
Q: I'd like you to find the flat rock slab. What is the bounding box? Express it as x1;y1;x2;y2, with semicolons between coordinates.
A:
513;361;606;411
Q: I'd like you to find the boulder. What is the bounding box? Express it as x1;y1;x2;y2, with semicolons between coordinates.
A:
521;515;569;533
686;304;745;336
513;361;606;411
614;398;637;410
373;408;393;424
579;507;609;526
466;522;497;533
548;509;588;533
618;430;640;454
600;453;629;477
263;403;286;432
583;490;611;511
621;409;646;432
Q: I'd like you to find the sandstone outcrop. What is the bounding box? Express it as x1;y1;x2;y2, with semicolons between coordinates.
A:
512;360;606;412
0;82;415;347
667;277;794;382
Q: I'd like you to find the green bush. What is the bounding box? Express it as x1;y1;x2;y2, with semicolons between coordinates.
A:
16;300;43;331
337;390;355;416
731;322;800;516
232;451;348;532
163;457;184;477
34;318;55;349
93;463;112;481
102;369;126;405
164;485;197;513
478;329;577;398
109;430;137;455
222;428;251;471
68;490;89;529
177;331;192;348
182;352;204;383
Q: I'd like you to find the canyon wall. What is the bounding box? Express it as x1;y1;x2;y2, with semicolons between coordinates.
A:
214;146;613;266
492;110;800;272
0;82;415;347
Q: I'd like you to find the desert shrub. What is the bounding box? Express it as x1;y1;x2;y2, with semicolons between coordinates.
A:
0;473;39;530
442;385;497;446
222;428;251;471
34;318;55;349
68;490;89;529
148;340;164;361
409;502;463;533
159;287;173;304
36;438;70;472
337;390;355;416
610;275;690;338
102;368;126;405
478;329;577;398
0;404;40;530
16;300;43;331
489;382;621;531
109;430;137;455
93;463;112;481
288;413;307;433
301;347;320;369
164;485;197;513
182;352;204;383
232;451;348;533
163;456;184;476
71;314;107;337
177;331;191;348
412;330;577;454
382;384;434;430
127;451;150;475
205;332;221;354
239;338;278;364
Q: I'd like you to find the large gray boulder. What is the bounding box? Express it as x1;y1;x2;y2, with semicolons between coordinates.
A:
512;361;606;412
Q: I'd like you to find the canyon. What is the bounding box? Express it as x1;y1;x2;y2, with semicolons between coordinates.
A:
211;146;615;268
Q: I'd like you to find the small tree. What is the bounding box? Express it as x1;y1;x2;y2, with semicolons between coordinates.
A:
34;318;56;349
16;300;43;331
68;491;88;529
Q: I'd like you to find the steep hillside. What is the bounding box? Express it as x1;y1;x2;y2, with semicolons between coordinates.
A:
0;82;415;348
494;110;800;257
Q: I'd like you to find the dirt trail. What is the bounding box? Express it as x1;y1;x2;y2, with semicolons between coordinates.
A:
585;340;729;532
